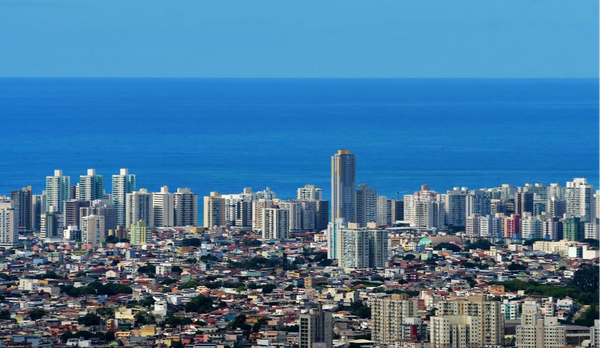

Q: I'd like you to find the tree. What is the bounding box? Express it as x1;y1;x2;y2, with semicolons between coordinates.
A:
28;308;46;320
0;310;10;320
507;263;528;271
261;284;276;294
465;239;493;250
96;307;114;318
349;301;371;319
185;295;214;313
403;254;416;261
434;243;461;252
181;238;202;247
523;238;546;246
570;264;599;293
134;311;156;325
78;313;102;326
179;279;199;289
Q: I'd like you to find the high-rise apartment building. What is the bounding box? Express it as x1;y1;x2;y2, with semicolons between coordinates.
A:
445;187;468;228
430;315;482;348
466;190;490;217
280;201;302;232
10;186;33;232
297;185;323;201
356;184;377;227
515;192;534;216
80;202;117;232
370;293;423;344
376;195;390;226
130;219;151;245
390;199;404;223
404;186;445;229
46;170;71;213
566;178;594;222
174;188;198;227
331;150;356;223
516;303;566;348
299;304;333;348
0;202;17;247
125;188;153;229
591;320;600;348
81;214;105;246
153;186;174;227
112;168;136;227
338;227;388;268
204;192;226;229
563;217;585;242
437;297;504;346
252;199;275;231
262;207;289;240
326;218;345;260
77;169;104;201
64;200;91;228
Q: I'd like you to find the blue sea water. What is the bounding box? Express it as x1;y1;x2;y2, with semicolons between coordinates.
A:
0;78;598;205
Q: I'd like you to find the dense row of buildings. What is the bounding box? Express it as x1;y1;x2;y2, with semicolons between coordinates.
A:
0;150;597;348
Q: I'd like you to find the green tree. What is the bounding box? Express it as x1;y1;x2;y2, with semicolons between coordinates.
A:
185;295;214;313
434;243;461;252
570;264;599;293
78;313;102;326
28;308;46;320
0;310;10;320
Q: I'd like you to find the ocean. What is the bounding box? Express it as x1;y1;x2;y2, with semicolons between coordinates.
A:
0;78;598;204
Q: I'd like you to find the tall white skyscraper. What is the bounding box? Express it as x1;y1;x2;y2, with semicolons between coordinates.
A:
46;169;71;213
331;150;356;223
77;169;104;201
153;186;174;227
125;188;153;229
0;202;17;247
112;168;136;227
566;178;594;222
174;188;198;226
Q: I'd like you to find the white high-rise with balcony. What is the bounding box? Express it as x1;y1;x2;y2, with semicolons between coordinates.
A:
112;168;136;227
77;169;104;201
46;169;71;213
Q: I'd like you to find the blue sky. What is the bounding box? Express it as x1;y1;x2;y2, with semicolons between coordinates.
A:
0;0;597;78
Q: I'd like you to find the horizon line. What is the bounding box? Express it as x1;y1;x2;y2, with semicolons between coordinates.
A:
0;76;598;80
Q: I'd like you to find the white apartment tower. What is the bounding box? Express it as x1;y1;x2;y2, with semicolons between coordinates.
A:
262;207;289;240
0;202;17;247
174;188;198;226
566;178;594;222
77;169;104;201
125;188;153;229
112;168;136;227
82;214;105;246
297;184;323;201
153;186;174;227
46;169;71;213
204;192;225;229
